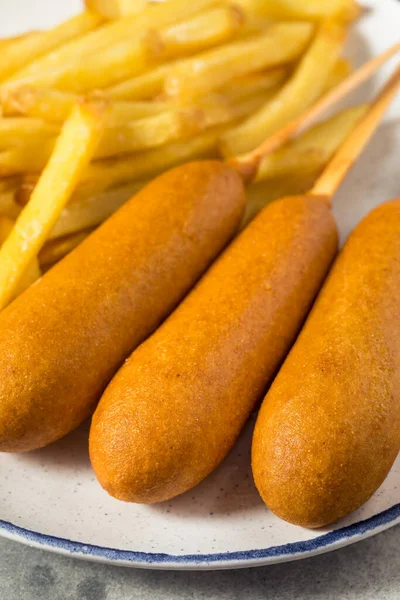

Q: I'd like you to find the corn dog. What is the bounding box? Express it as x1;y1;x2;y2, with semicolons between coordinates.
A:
252;198;400;527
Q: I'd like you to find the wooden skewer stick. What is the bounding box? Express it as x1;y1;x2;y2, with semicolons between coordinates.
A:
231;40;400;182
311;63;400;203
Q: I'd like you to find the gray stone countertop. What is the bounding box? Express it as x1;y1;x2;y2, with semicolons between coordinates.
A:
1;525;400;599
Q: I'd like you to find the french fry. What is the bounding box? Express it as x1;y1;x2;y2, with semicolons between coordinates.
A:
7;0;218;84
160;5;244;58
39;228;94;268
0;139;55;176
2;86;168;123
0;12;103;82
164;22;314;103
220;19;347;156
85;0;146;19
1;87;77;120
0;100;106;310
49;182;143;239
321;57;352;94
0;118;58;148
81;129;219;194
237;0;361;22
256;104;369;181
10;35;160;92
106;63;172;100
0;216;41;298
216;67;288;104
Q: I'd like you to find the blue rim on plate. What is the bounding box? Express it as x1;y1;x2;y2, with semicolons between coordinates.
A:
1;502;400;568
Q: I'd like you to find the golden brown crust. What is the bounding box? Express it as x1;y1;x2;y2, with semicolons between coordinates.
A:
252;199;400;528
90;195;338;503
0;161;245;452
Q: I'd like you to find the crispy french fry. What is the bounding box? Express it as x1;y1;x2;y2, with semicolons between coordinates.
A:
256;104;369;182
105;61;179;100
216;67;287;103
220;19;347;156
321;57;352;94
0;191;21;219
39;228;94;268
1;87;77;120
81;129;219;194
85;0;146;19
7;0;217;84
0;216;41;298
0;100;106;310
0;12;103;82
237;0;360;22
164;22;314;103
49;182;143;239
0;117;58;148
0;139;55;176
242;172;319;228
2;86;168;123
11;35;160;92
160;5;244;58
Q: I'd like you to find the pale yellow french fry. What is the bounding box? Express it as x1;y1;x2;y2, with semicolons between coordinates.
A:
217;67;287;103
0;100;106;310
0;12;103;82
256;104;369;182
0;139;55;176
220;19;347;156
7;0;217;84
13;35;159;92
0;216;41;299
81;129;219;193
2;86;168;123
160;5;244;58
85;0;146;19
164;22;314;103
109;100;168;124
39;228;94;268
1;87;77;120
106;63;172;100
321;57;352;94
49;182;143;239
241;173;319;228
237;0;361;22
0;117;58;148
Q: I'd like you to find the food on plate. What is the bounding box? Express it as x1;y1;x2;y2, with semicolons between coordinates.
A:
88;66;399;504
0;161;245;452
252;199;400;527
0;100;106;309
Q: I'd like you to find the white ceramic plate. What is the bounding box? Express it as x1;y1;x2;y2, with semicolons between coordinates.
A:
1;0;400;571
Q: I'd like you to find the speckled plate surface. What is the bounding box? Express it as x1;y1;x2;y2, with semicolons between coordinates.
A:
1;0;400;571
